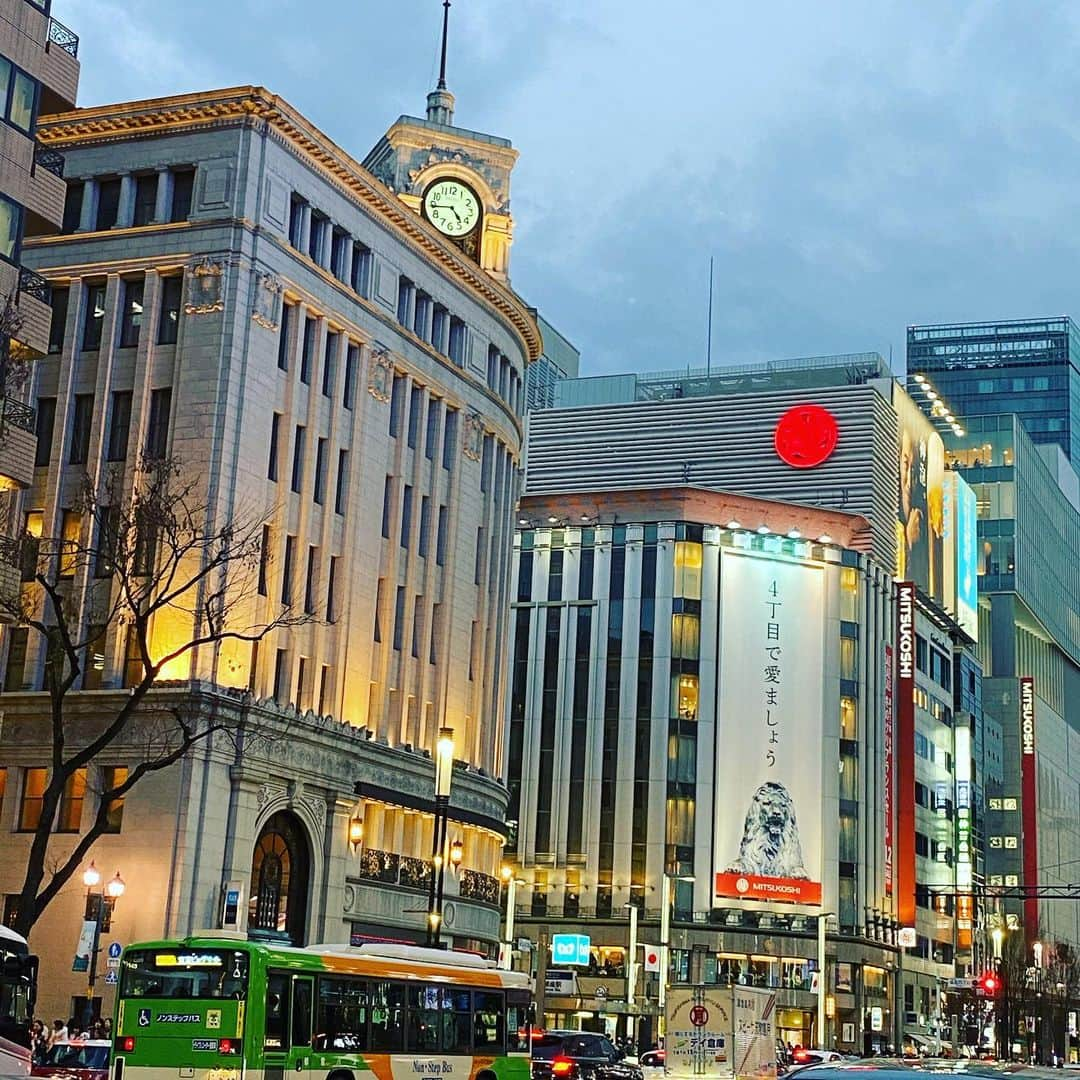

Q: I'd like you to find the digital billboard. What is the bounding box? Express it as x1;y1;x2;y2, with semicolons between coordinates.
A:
941;473;979;641
894;388;946;604
714;551;824;906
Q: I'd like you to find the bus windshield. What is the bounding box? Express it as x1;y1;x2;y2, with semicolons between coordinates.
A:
120;949;249;999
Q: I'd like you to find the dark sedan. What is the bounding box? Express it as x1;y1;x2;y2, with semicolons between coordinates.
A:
532;1032;644;1080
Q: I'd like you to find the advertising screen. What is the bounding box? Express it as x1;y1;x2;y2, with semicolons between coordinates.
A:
714;551;824;906
894;387;946;604
955;474;978;639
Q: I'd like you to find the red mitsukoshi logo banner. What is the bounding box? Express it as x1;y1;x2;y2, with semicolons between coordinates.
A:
714;871;823;905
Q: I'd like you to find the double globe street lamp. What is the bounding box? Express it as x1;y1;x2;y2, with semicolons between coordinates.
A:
79;861;125;1026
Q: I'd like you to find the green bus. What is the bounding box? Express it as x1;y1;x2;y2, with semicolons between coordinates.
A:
112;936;533;1080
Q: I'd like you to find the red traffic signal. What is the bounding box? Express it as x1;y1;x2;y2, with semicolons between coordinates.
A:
978;971;999;996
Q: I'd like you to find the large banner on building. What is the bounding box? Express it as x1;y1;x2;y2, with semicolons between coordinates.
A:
942;473;979;641
894;387;946;605
896;582;917;926
714;552;824;906
883;644;894;897
1020;677;1039;941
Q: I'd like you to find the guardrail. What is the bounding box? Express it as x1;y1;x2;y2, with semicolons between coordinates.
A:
47;16;78;57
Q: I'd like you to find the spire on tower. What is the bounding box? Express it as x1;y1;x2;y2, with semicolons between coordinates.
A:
427;0;456;125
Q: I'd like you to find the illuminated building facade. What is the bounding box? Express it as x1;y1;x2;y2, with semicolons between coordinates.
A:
0;82;540;1018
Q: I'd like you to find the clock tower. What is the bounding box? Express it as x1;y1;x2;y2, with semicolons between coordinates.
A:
362;2;518;283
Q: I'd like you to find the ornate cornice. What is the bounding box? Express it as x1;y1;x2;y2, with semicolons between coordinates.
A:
37;86;543;362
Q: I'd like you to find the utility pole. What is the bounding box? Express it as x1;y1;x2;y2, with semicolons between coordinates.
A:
535;929;549;1029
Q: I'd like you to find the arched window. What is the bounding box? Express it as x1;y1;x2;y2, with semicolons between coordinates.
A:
248;810;310;945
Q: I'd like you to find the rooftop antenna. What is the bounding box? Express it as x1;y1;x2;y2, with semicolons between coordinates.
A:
437;0;451;90
705;255;715;377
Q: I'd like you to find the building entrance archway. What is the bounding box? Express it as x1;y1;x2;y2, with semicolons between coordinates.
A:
248;810;310;945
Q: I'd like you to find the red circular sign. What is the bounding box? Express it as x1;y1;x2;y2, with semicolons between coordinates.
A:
774;404;840;468
689;1005;709;1027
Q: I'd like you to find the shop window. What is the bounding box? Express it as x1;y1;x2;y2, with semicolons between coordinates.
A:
671;674;699;720
673;541;702;599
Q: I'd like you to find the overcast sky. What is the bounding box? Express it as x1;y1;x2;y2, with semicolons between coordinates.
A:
69;0;1080;376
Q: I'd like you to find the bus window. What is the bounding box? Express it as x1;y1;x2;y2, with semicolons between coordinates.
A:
370;982;405;1052
407;986;440;1052
265;972;290;1049
316;976;369;1051
291;978;313;1048
443;988;471;1054
121;950;248;999
473;991;505;1051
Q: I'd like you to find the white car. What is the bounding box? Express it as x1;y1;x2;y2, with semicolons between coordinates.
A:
789;1049;846;1069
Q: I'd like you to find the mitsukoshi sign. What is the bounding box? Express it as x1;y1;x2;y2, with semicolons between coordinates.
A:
714;551;824;906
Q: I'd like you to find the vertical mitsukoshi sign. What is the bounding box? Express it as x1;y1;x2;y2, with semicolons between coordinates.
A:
895;582;916;926
714;552;824;906
1020;677;1038;941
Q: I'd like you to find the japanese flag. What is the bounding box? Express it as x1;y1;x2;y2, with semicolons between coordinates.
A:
644;947;661;973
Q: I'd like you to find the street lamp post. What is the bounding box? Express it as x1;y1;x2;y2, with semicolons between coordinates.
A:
624;901;639;1044
425;726;454;948
500;867;524;971
659;873;695;1038
81;862;124;1027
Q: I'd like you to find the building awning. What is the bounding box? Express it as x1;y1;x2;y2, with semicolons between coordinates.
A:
354;781;508;838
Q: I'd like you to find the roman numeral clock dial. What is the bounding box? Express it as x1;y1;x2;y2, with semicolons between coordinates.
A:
422;178;482;258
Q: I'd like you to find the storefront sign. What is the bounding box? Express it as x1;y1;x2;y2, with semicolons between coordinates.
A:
1020;677;1039;941
773;404;839;469
896;582;916;925
552;933;591;967
883;644;894;896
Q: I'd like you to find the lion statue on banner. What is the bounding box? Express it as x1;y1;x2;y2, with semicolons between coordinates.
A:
725;781;809;879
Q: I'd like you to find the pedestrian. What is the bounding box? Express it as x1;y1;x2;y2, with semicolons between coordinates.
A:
48;1018;67;1047
103;1017;112;1038
30;1019;47;1062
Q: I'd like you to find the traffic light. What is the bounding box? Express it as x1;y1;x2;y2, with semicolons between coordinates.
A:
978;971;1000;997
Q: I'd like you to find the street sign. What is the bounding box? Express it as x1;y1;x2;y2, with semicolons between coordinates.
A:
108;942;122;959
870;1006;883;1032
897;927;917;948
544;970;576;996
104;971;118;986
949;977;977;990
552;933;591;967
107;957;120;969
595;985;608;1000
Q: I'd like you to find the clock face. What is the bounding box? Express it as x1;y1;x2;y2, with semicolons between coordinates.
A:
423;179;481;237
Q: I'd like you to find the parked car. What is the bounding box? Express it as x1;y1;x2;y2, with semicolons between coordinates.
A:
31;1041;110;1080
532;1032;644;1080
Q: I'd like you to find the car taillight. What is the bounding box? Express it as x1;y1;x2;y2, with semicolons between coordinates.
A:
792;1051;809;1063
218;1039;237;1055
116;1037;135;1053
551;1058;574;1076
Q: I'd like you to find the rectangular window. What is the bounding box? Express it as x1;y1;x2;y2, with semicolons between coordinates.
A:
425;400;440;460
351;243;371;295
305;546;318;615
82;283;106;350
62;181;83;233
326;556;338;622
487;345;498;389
400;485;413;548
432;304;448;351
474;526;485;584
101;766;127;833
442;408;457;470
18;768;46;831
0;193;20;264
56;769;86;833
144;387;172;459
288;195;305;248
69;393;94;465
3;62;35;134
480;434;493;493
429;604;440;664
407;386;422;448
273;649;289;704
313;438;327;504
389;375;404;436
418;496;431;557
21;511;41;583
119;280;143;347
392;586;406;651
448;317;466;366
34;397;55;466
411;596;423;658
281;535;295;605
335;449;349;515
4;627;28;690
317;665;330;714
291;425;305;493
322;332;336;396
48;287;68;354
258;525;271;596
381;475;393;539
122;627;143;688
300;317;316;384
268;413;280;481
308;212;325;263
157;276;182;344
374;578;383;642
330;229;347;279
277;303;292;370
396;278;412;324
169;168;195;222
132;175;157;227
106;390;132;462
343;344;358;409
96;178;121;231
436;505;448;566
83;624;107;688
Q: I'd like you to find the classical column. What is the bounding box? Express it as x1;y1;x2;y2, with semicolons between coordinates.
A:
153;167;172;224
77;179;98;232
115;174;135;228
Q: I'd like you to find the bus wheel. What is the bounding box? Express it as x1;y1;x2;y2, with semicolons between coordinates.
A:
326;1070;355;1080
476;1071;497;1080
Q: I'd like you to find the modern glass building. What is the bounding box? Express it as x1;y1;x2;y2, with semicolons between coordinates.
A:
907;318;1080;464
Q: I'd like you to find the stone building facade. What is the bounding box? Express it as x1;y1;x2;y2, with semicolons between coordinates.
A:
0;83;540;1019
